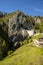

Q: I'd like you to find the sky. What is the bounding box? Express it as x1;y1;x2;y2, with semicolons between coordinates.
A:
0;0;43;16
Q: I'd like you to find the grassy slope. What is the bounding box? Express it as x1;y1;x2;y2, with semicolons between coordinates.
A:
0;43;43;65
33;33;43;40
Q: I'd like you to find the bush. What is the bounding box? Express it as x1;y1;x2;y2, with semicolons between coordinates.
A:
20;36;33;46
0;51;3;60
7;51;13;56
0;38;7;60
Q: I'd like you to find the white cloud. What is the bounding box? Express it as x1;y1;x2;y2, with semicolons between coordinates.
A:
34;8;43;12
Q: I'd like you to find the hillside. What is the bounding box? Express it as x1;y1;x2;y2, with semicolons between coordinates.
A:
0;44;43;65
0;11;43;65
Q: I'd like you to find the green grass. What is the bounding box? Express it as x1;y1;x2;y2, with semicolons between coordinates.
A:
0;43;43;65
33;33;43;40
0;33;43;65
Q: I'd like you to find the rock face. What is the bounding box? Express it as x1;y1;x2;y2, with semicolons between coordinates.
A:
34;17;41;23
33;37;43;47
8;12;33;47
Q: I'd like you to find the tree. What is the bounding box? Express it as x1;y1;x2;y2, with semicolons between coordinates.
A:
0;38;7;60
40;22;43;33
34;23;40;30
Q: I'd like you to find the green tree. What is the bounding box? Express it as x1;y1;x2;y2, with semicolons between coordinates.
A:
40;22;43;33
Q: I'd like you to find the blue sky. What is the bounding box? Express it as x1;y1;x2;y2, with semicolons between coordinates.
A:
0;0;43;16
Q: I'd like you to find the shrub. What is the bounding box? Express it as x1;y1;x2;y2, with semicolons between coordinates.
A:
0;51;3;60
7;51;13;56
